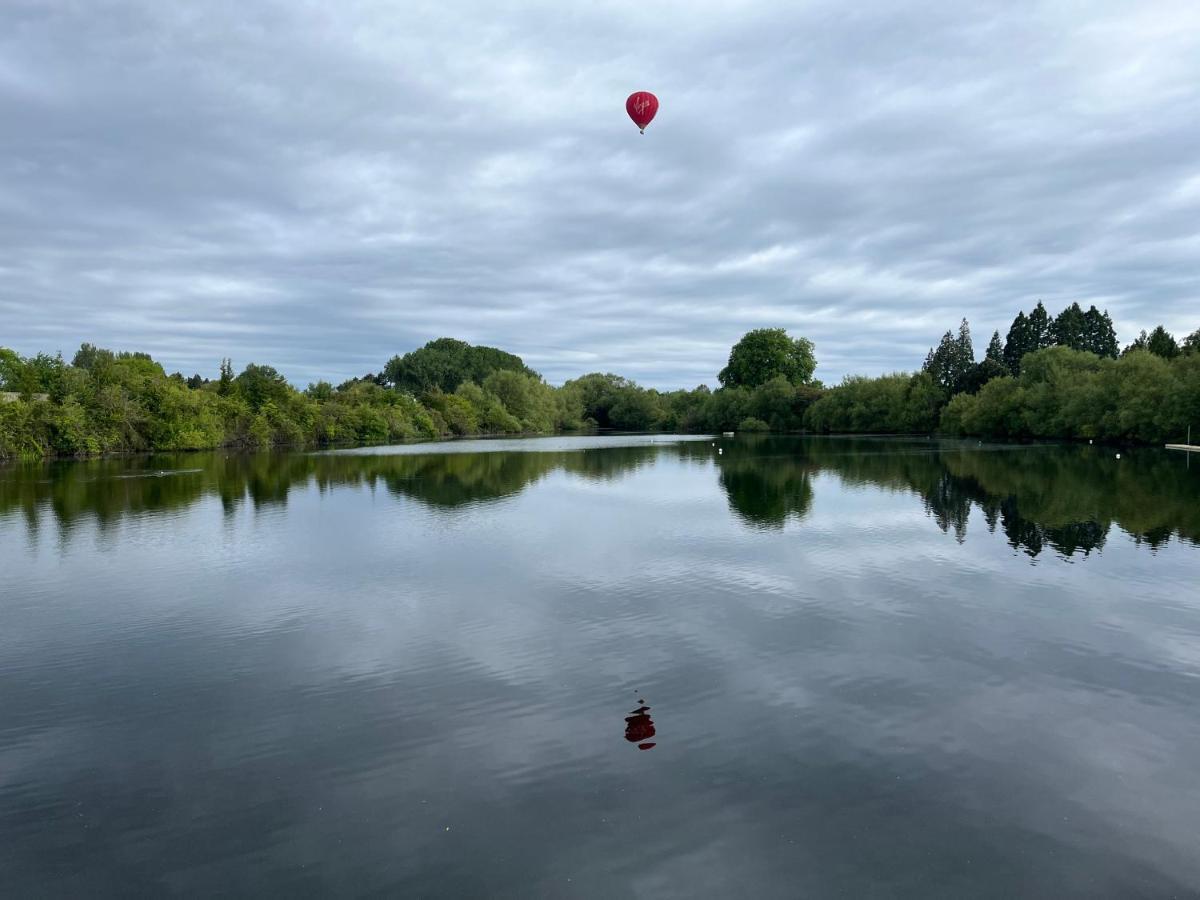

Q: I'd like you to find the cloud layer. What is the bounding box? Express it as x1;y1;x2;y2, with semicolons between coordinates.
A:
2;0;1198;387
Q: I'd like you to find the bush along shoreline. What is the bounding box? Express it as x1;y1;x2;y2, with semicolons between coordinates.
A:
2;309;1198;460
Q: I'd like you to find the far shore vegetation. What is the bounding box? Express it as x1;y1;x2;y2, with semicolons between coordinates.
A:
2;304;1199;460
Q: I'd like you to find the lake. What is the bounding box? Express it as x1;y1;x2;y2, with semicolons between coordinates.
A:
2;435;1199;897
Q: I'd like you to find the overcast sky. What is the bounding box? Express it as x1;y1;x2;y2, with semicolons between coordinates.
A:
2;1;1198;388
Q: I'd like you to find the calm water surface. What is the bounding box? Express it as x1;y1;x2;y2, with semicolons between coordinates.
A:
2;435;1199;897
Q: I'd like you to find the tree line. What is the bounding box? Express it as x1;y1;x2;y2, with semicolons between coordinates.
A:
809;303;1199;443
2;307;1198;459
0;329;822;458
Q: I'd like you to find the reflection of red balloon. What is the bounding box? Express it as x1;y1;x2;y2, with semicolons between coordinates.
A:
626;91;659;133
625;705;656;749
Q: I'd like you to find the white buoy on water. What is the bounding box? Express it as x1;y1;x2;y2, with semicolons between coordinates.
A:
1115;453;1121;460
718;448;723;455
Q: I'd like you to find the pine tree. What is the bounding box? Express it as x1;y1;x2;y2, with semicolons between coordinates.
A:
1003;311;1031;374
958;329;1009;394
985;331;1004;365
923;330;956;392
218;358;234;396
1052;302;1088;351
1083;306;1119;358
924;320;976;394
1146;326;1180;359
1028;301;1053;351
953;318;975;382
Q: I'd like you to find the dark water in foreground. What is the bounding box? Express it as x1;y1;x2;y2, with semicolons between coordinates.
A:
2;435;1199;898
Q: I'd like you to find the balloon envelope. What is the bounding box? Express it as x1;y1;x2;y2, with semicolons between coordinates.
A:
626;91;658;132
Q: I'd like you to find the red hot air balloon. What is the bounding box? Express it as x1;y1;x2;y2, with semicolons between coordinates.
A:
626;91;658;134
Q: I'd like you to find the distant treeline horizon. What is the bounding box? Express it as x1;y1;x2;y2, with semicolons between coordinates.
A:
2;304;1198;459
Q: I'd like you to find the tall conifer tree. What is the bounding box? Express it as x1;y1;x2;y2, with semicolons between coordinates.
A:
1052;302;1088;350
1003;311;1031;374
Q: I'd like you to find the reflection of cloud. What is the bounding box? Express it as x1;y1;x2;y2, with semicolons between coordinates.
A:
3;440;1200;893
3;3;1199;388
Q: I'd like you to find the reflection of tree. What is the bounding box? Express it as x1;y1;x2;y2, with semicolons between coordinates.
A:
2;438;1197;558
376;446;659;508
717;455;814;529
0;444;661;535
784;438;1199;557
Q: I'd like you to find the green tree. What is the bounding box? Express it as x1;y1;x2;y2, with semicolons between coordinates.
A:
235;364;291;411
1052;302;1088;350
957;329;1007;394
306;381;334;401
482;370;557;432
455;382;522;433
0;348;23;391
1182;328;1200;356
1027;302;1054;352
718;328;816;388
924;330;957;391
608;389;660;430
1083;306;1119;358
1146;325;1180;359
985;331;1004;365
1003;311;1031;374
383;338;537;394
923;319;974;394
738;416;769;432
72;343;111;371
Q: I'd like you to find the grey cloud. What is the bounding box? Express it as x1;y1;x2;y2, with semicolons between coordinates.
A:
1;0;1198;388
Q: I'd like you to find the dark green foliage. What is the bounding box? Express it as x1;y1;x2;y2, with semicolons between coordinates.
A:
306;381;334;401
562;373;641;428
806;372;945;435
985;331;1004;366
1003;311;1030;374
1083;306;1119;358
1027;302;1053;352
3;310;1195;459
1124;326;1179;359
1005;302;1054;372
1052;303;1088;350
940;345;1200;443
959;330;1008;395
218;359;234;396
0;348;21;390
960;357;1009;395
1183;329;1200;356
235;364;292;411
738;417;769;432
383;338;537;394
0;341;567;459
1146;326;1180;359
923;319;975;394
718;328;816;388
715;439;814;529
1007;301;1117;372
